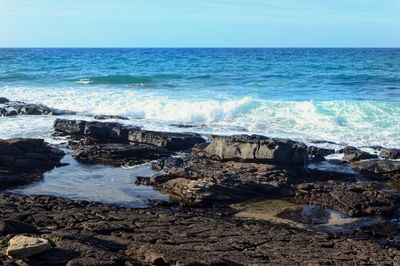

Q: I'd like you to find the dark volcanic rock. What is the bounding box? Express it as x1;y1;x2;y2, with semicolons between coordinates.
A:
0;97;9;104
307;146;335;158
0;138;65;187
0;99;75;116
72;143;171;166
54;119;205;151
295;182;400;217
146;155;306;207
0;193;399;265
201;135;309;165
379;148;400;160
341;146;377;162
355;159;400;181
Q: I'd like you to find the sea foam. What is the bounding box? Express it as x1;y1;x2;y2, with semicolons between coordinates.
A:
1;86;400;148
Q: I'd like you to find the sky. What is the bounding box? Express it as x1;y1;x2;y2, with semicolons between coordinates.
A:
0;0;399;47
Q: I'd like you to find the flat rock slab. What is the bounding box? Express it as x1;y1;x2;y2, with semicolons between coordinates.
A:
6;235;50;259
72;143;171;166
54;119;205;151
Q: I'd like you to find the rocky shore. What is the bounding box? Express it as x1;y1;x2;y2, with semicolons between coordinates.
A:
1;116;400;265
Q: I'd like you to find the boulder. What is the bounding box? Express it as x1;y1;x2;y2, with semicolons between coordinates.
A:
201;135;308;165
0;138;64;187
6;236;50;258
295;182;400;217
341;146;377;162
379;148;400;160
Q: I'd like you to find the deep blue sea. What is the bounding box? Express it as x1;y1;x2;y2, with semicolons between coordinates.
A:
1;48;400;147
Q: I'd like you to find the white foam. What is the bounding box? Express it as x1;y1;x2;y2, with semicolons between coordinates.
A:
2;86;400;148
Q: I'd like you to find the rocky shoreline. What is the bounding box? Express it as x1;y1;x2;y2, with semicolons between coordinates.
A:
1;102;400;265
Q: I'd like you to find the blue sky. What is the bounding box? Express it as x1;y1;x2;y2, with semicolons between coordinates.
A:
0;0;399;47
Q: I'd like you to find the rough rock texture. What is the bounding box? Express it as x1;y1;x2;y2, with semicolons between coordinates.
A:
380;148;400;160
54;119;205;151
6;236;50;259
0;193;399;265
295;182;400;217
140;157;304;207
201;135;309;165
0;98;75;116
72;143;171;166
356;159;400;180
341;146;377;162
0;138;65;187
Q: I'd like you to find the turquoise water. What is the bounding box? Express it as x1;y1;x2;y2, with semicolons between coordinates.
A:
1;48;400;147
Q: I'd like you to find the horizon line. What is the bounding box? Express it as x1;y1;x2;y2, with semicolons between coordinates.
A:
0;46;399;49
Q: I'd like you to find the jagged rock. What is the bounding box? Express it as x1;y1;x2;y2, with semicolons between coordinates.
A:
355;159;400;180
6;236;50;258
54;119;205;151
0;99;75;117
379;148;400;160
307;146;335;157
0;97;9;104
201;135;309;165
0;139;65;187
147;155;305;206
72;143;171;166
340;146;377;162
295;182;400;217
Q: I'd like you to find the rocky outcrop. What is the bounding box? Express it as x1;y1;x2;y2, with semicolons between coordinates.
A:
72;143;171;166
1;193;399;265
379;148;400;160
355;159;400;180
0;138;64;187
295;182;400;217
200;135;309;165
341;146;377;162
136;137;310;207
54;119;205;151
0;98;75;116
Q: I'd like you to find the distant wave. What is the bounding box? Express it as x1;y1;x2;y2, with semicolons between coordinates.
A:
2;86;400;148
73;74;186;85
74;75;153;85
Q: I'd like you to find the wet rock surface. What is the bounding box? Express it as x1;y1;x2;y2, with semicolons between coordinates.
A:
0;193;399;265
0;139;64;187
379;148;400;160
54;119;205;151
72;143;171;166
295;182;400;217
0;98;75;117
341;146;378;162
356;159;400;181
202;135;309;165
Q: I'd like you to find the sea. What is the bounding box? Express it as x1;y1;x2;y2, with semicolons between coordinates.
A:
1;48;400;207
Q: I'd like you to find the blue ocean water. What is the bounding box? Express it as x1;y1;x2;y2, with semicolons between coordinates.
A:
1;48;400;147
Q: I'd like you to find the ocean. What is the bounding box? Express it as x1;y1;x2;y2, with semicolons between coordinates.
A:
1;48;400;206
1;48;400;148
